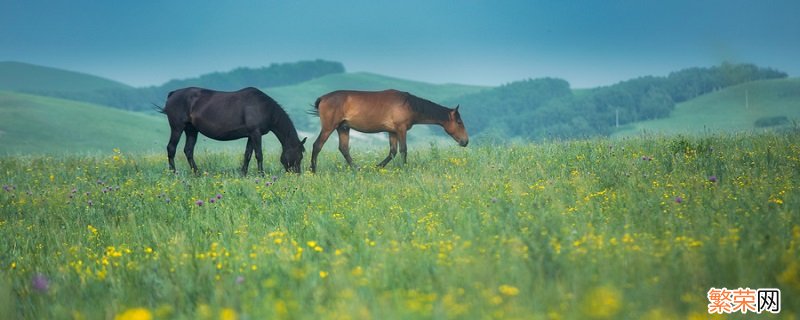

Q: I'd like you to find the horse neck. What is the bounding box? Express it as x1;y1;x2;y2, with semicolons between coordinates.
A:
410;97;450;126
272;111;301;149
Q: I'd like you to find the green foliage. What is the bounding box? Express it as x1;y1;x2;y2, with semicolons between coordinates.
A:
451;78;572;140
1;133;798;318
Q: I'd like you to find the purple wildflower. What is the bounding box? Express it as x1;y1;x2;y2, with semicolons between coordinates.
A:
272;176;279;182
491;197;498;203
265;181;273;187
708;175;718;183
236;275;245;285
87;200;93;206
32;273;49;293
165;198;171;204
216;194;223;200
196;200;204;207
675;196;683;204
209;198;216;204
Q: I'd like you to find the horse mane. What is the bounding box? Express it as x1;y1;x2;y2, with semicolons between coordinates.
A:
404;92;450;122
268;97;303;147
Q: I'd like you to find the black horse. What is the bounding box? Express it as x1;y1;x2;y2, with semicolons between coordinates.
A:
157;87;306;174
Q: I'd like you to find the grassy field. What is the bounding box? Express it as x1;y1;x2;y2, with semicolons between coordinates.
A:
1;132;798;319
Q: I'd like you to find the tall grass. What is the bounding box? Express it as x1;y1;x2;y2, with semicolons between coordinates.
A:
1;133;798;319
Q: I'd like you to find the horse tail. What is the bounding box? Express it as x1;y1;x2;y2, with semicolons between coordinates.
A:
306;97;321;117
152;103;166;114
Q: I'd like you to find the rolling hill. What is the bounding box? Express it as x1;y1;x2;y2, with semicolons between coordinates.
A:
613;78;800;137
0;61;132;93
0;91;166;155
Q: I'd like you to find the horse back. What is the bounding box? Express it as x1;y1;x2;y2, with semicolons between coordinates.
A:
163;87;283;139
316;90;413;132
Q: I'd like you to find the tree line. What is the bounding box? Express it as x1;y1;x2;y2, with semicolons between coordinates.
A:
450;63;787;142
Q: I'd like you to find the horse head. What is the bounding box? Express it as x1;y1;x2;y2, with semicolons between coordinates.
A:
281;137;307;173
443;105;469;147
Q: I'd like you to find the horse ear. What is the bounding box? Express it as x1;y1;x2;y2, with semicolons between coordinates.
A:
454;105;460;112
301;137;307;145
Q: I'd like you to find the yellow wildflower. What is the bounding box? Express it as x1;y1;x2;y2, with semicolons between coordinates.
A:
220;308;238;320
498;284;520;296
114;308;152;320
581;285;622;319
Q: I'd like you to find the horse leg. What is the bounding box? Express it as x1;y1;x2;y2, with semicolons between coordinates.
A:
241;137;254;175
252;133;264;175
311;128;334;173
336;126;356;169
183;128;200;174
166;128;182;172
398;129;408;165
377;133;398;167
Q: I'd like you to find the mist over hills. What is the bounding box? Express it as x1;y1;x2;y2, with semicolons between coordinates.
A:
1;60;798;154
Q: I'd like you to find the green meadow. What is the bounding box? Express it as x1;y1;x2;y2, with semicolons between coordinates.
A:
2;132;798;319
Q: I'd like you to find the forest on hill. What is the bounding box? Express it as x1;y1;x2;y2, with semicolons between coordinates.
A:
449;63;788;141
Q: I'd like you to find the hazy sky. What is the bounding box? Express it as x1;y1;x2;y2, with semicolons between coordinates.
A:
2;1;799;88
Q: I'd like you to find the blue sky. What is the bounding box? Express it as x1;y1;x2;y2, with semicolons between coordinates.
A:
2;1;798;88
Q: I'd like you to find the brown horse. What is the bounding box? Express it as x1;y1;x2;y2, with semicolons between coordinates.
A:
157;87;306;175
309;89;468;172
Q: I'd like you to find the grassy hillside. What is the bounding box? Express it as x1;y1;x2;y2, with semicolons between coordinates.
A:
0;91;165;155
2;133;797;318
0;61;132;93
614;78;800;137
0;91;284;157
